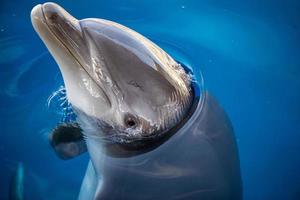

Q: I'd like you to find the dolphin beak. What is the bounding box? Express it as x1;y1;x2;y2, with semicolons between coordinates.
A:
31;3;112;115
31;3;87;67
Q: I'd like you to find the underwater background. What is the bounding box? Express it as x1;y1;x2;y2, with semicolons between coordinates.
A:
0;0;299;199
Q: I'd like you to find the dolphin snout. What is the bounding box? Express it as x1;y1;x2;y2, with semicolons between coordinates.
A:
42;3;79;29
31;2;89;70
41;2;83;43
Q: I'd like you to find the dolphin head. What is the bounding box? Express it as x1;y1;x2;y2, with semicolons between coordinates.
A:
31;3;193;151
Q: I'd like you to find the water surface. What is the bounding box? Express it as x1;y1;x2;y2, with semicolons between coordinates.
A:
0;0;300;199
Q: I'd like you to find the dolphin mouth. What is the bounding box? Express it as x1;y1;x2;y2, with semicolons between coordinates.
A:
32;3;83;62
31;3;111;107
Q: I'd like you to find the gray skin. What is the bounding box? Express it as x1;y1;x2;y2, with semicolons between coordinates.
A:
31;2;242;199
79;92;243;200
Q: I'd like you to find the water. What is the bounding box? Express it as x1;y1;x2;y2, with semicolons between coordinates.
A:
0;0;299;199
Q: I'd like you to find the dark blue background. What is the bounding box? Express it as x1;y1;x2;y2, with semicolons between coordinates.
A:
0;0;299;199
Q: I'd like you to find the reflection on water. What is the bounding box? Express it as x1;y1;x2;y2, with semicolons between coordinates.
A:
5;52;48;97
0;37;27;64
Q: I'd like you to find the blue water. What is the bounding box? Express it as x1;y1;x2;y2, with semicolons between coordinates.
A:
0;0;300;199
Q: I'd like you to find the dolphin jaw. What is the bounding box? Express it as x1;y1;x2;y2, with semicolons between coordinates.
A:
31;3;112;120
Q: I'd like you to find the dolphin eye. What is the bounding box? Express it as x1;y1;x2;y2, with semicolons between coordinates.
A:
124;114;138;128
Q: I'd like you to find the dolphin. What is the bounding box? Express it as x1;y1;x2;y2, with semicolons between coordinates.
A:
31;2;242;199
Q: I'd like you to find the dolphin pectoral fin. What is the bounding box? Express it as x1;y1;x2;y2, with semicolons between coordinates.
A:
49;123;87;160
